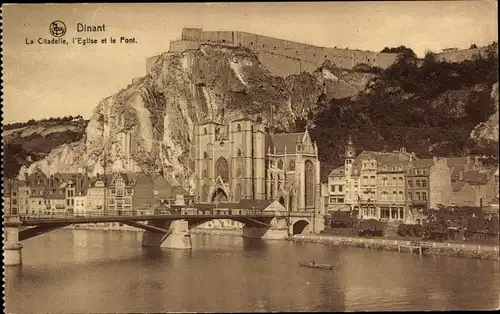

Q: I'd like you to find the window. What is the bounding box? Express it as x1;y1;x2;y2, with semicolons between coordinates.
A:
329;197;336;204
362;176;368;185
382;177;388;186
399;191;404;201
338;197;344;203
407;192;412;200
421;179;427;188
289;160;295;171
237;124;241;132
339;185;343;192
204;128;207;135
416;180;421;188
392;177;397;186
124;199;131;205
416;192;421;200
39;200;42;205
117;189;124;197
393;191;397;201
12;191;16;197
422;192;427;201
278;159;283;170
12;199;17;205
331;185;335;193
203;151;208;158
407;179;413;187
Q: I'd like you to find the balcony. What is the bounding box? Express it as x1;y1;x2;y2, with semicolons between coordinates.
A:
412;199;428;206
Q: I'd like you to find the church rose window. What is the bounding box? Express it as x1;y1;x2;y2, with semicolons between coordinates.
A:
216;157;230;182
305;160;315;207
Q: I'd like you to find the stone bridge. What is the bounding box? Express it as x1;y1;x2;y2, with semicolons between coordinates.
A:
3;204;324;266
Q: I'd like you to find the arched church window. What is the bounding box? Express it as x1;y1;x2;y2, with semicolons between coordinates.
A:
202;169;207;178
201;185;209;203
305;160;315;208
237;149;242;157
278;159;283;170
237;124;241;132
289;160;295;171
204;128;207;135
203;151;208;159
234;184;242;202
215;157;230;182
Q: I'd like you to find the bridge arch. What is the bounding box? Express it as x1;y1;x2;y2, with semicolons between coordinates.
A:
292;219;310;235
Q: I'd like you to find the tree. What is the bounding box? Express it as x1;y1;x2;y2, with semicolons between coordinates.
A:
380;45;417;59
470;44;478;49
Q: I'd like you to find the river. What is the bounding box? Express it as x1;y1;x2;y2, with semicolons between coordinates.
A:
5;230;499;312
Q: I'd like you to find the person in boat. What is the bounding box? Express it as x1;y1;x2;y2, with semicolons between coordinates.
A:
312;261;315;266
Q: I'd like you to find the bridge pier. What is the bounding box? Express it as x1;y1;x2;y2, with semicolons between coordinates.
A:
142;220;192;249
242;216;288;240
3;215;23;266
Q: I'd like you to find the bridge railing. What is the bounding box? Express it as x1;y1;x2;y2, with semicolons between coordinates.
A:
19;208;280;221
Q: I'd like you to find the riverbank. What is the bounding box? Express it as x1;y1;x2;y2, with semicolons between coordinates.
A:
288;234;500;260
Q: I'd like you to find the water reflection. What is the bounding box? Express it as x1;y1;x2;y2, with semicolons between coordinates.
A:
4;230;499;313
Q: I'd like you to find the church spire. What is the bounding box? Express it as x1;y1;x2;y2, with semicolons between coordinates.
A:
345;136;355;165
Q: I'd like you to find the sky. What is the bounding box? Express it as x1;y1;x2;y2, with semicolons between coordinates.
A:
2;2;498;123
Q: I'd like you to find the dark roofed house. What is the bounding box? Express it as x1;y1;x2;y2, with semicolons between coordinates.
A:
450;167;498;207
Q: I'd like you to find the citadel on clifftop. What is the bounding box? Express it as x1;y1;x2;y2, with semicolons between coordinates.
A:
142;27;496;78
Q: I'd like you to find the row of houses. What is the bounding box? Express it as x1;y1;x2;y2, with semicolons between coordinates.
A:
323;138;499;224
3;171;192;216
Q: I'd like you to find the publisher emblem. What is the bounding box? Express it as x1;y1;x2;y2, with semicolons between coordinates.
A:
49;21;67;37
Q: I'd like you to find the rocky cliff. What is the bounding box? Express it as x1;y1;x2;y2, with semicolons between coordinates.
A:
470;82;499;147
15;45;374;185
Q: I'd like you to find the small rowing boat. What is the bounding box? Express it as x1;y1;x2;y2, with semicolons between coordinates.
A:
298;262;334;270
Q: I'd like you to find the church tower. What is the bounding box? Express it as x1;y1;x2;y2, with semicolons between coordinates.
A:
344;136;355;177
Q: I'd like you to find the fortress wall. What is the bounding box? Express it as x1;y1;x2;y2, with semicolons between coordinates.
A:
377;53;399;68
182;28;203;41
156;28;401;74
169;40;202;53
255;51;302;77
435;46;496;63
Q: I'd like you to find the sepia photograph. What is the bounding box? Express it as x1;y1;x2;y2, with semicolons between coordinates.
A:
2;2;499;312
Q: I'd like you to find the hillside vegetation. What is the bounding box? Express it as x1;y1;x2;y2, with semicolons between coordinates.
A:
2;118;89;178
311;46;499;179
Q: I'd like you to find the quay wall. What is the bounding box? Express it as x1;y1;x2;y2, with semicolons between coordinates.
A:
289;234;500;260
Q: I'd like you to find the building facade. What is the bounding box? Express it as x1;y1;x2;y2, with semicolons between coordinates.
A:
194;118;321;213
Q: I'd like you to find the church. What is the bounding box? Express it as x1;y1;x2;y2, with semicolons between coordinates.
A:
194;118;321;212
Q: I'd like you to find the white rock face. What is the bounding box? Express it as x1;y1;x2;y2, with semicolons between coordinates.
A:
18;45;376;185
470;82;499;145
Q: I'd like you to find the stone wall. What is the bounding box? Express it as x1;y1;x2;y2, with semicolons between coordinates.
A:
164;28;400;77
